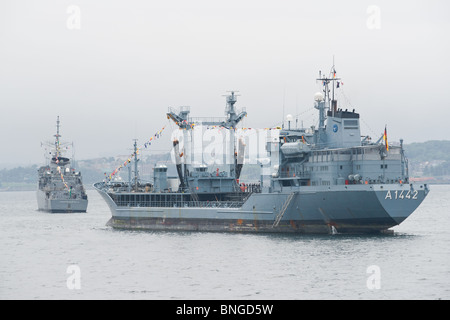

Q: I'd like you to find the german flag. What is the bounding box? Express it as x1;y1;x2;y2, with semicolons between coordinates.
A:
383;126;389;151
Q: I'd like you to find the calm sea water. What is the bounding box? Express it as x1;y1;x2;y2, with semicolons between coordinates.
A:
0;185;449;300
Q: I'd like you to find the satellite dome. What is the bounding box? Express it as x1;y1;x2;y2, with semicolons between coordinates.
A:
314;92;324;102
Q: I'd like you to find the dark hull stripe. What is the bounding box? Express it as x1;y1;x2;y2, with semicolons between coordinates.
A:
107;216;398;234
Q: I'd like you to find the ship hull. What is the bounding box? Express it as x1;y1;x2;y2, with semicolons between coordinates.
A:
37;190;88;213
95;183;428;234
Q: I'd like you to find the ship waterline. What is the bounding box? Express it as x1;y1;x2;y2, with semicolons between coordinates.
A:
37;189;88;213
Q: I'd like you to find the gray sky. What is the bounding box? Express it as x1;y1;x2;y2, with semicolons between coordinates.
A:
1;0;449;168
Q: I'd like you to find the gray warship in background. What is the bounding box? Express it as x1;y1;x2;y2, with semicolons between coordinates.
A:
37;117;88;213
95;69;429;234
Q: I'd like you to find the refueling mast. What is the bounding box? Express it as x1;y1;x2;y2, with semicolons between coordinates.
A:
167;92;247;190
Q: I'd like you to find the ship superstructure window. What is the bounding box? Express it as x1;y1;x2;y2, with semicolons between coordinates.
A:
281;180;292;187
344;119;359;129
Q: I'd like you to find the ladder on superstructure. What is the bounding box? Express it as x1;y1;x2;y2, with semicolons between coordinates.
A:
189;186;200;206
272;192;296;228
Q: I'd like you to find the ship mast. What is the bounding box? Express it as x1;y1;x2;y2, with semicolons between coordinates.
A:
133;139;140;191
54;116;61;159
316;69;341;123
313;62;341;147
223;91;247;178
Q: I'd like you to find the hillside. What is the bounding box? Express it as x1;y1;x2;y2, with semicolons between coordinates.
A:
404;140;450;183
404;140;450;162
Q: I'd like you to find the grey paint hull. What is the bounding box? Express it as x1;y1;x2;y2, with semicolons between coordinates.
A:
95;183;428;234
37;190;88;213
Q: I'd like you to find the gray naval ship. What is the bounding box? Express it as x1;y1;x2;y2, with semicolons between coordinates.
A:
37;116;88;213
95;70;429;234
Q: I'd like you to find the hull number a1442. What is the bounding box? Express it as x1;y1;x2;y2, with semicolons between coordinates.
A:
385;190;418;200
